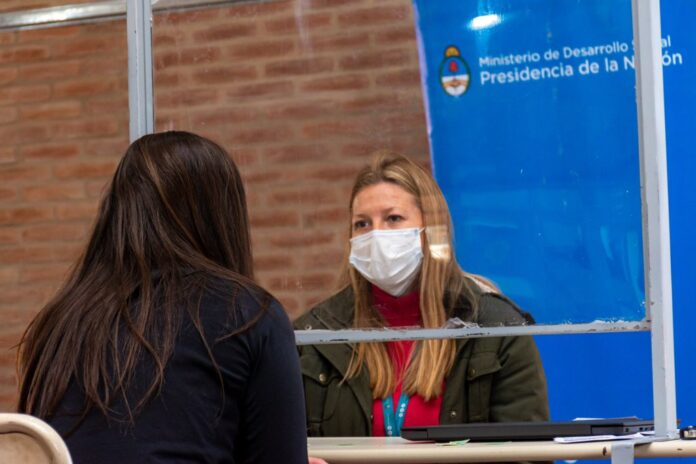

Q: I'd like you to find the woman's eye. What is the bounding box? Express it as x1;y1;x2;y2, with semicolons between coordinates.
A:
386;215;404;223
353;220;368;230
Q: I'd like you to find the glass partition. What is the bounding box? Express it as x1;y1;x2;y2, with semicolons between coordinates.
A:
148;0;688;332
0;11;129;411
153;0;429;321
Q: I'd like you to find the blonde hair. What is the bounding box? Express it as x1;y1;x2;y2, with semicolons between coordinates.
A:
342;152;482;401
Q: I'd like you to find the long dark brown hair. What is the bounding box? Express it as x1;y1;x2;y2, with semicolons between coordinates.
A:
17;131;266;421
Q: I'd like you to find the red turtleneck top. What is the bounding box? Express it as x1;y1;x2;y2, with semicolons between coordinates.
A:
370;285;443;436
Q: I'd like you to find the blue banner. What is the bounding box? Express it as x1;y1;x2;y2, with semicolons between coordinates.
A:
413;0;693;324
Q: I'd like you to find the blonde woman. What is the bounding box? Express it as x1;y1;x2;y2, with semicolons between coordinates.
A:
296;153;549;439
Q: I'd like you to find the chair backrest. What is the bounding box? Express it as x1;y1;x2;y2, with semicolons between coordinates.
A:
0;413;72;464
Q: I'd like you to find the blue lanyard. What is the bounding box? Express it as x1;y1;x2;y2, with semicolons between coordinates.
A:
382;392;410;437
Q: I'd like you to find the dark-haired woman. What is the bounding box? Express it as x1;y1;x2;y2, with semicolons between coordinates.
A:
17;131;308;464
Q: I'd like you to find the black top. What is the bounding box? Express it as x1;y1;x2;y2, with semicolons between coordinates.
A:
48;282;308;464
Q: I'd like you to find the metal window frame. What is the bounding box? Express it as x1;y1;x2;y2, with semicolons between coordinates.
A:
0;0;264;31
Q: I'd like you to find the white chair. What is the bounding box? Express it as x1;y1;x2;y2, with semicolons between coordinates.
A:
0;413;72;464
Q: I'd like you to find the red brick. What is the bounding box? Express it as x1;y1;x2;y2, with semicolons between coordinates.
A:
189;107;260;128
250;211;300;228
84;137;128;158
49;120;121;139
0;228;21;245
269;231;335;248
0;68;17;85
0;307;36;330
299;0;358;9
268;187;339;205
80;57;128;76
339;93;411;112
0;207;54;226
301;74;370;92
153;51;179;70
0;246;58;265
84;97;129;116
152;30;186;48
19;264;71;284
242;170;284;185
307;165;360;183
303;207;348;227
264;14;332;34
53;160;117;179
18;24;81;41
52;77;120;98
226;81;295;100
0;107;17;125
339;49;412;71
0;268;19;286
0;31;15;45
302;250;346;268
55;201;99;220
302;120;370;138
0;46;49;62
380;112;427;134
156;89;219;110
268;273;335;291
226;40;295;60
253;254;295;271
22;222;88;242
19;101;82;121
53;37;122;58
0;285;54;306
51;243;82;262
0;124;50;145
85;180;109;198
374;69;422;88
157;7;221;25
374;26;417;43
265;57;334;77
20;143;81;160
306;34;370;53
192;23;257;42
224;2;291;18
262;100;332;121
0;187;16;201
16;61;81;82
0;147;16;164
191;65;258;85
0;85;50;105
155;47;223;69
337;5;411;27
23;184;86;202
0;165;52;183
230;126;294;145
154;71;181;87
264;144;330;164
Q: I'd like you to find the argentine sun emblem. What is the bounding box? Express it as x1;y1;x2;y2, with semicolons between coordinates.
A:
440;46;471;96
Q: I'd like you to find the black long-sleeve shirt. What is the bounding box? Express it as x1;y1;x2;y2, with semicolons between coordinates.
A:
49;284;308;464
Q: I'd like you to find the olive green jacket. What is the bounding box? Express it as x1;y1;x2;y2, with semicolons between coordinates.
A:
294;285;550;437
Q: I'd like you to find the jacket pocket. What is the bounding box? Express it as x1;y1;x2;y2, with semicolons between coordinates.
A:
300;354;340;434
466;353;502;422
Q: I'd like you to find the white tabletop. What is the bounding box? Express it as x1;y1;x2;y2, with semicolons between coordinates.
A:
307;437;696;463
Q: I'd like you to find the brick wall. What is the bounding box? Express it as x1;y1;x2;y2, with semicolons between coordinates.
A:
0;0;430;411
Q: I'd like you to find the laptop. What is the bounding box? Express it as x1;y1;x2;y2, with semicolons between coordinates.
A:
401;418;654;442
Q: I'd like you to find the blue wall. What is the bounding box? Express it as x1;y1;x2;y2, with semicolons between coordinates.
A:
414;2;696;462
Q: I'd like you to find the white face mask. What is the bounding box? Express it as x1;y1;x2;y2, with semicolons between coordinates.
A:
349;228;423;297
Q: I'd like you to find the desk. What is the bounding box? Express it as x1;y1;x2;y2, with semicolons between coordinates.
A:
308;437;696;463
